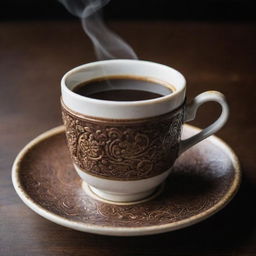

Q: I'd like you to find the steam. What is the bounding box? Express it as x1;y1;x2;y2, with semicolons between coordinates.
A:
59;0;137;60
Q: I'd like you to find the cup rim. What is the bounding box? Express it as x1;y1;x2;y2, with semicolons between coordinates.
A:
61;59;186;107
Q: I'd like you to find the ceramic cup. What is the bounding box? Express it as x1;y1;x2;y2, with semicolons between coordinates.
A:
61;59;229;202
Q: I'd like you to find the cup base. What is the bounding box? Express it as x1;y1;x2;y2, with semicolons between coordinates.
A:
89;185;156;203
82;181;164;204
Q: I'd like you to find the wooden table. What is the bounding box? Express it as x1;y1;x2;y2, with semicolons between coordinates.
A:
0;20;255;256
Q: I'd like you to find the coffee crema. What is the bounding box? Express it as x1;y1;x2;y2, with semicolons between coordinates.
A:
72;76;174;101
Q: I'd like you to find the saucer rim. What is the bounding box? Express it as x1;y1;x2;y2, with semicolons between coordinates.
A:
12;125;241;236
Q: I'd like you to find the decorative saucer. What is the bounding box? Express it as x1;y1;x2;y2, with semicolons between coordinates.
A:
12;125;241;236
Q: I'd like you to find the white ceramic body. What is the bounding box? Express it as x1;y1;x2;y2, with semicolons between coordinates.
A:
62;60;186;119
61;59;229;202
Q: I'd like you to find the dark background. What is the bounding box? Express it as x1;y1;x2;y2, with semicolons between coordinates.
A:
1;1;256;256
0;0;255;21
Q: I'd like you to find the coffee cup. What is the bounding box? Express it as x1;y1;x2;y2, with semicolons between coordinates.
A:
61;59;229;202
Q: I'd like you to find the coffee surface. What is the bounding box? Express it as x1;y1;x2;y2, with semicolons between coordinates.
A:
83;89;162;101
73;77;173;101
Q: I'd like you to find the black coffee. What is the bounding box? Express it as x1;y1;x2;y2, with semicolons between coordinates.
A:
73;76;173;101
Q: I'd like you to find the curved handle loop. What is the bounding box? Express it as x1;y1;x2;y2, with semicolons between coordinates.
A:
179;91;229;155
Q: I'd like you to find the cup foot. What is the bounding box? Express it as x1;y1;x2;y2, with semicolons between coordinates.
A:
90;185;156;202
82;181;163;204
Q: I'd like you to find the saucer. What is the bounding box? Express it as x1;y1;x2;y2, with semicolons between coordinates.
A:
12;125;241;236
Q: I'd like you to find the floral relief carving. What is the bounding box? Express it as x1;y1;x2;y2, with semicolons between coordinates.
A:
62;106;184;180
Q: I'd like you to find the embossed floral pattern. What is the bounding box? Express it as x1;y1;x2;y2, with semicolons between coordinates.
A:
62;105;184;180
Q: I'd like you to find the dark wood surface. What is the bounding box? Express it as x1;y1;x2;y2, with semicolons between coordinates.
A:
0;20;255;256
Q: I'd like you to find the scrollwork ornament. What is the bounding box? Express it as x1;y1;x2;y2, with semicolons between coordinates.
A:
62;106;184;180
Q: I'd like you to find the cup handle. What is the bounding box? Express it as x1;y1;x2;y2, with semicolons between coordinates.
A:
179;91;229;155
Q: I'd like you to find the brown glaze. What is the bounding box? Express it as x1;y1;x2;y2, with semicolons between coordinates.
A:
17;127;236;228
61;103;184;180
